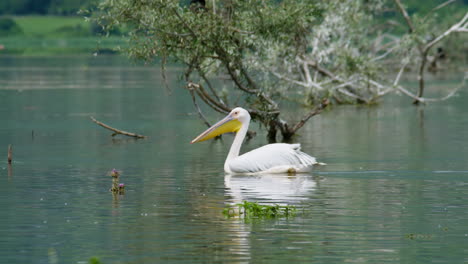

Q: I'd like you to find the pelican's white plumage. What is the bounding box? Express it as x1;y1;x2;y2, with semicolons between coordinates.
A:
191;107;322;174
228;143;317;174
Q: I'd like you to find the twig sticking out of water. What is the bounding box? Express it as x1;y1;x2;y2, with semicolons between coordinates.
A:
90;116;146;139
7;144;12;164
7;144;12;178
110;169;125;195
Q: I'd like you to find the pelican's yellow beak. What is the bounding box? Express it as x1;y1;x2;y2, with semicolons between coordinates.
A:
191;114;242;144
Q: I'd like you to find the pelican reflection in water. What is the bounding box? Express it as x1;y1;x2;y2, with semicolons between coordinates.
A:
225;174;317;203
191;107;323;174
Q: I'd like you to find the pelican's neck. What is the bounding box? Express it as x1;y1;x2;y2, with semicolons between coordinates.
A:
224;117;250;172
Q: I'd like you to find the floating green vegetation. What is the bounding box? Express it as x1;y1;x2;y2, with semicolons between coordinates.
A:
223;201;296;219
405;233;433;240
89;256;102;264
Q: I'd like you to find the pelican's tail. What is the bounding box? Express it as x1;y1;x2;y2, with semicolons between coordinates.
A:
291;143;326;167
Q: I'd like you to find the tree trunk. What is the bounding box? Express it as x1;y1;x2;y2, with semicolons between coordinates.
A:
267;120;277;143
414;50;428;105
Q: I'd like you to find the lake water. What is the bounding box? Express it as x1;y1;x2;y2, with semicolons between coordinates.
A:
0;56;467;264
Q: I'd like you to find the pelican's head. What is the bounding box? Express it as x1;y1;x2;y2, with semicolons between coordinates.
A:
191;107;250;144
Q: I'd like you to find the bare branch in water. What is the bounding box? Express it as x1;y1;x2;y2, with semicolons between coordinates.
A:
393;0;467;104
7;144;12;164
90;117;146;139
397;75;466;103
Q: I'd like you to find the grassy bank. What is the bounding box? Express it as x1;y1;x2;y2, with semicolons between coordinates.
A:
0;36;126;55
0;15;126;55
14;16;89;36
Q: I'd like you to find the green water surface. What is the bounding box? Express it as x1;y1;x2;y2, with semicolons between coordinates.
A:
0;56;467;263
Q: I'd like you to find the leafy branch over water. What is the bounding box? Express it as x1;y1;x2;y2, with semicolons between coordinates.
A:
93;0;467;141
223;201;296;219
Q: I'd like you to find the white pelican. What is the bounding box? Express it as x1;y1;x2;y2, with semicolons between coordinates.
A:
191;107;322;174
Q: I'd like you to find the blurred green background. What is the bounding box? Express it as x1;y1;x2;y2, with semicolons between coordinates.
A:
0;0;466;56
0;0;125;55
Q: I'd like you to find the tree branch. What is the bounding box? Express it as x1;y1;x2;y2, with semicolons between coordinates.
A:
396;74;466;103
197;67;226;106
393;62;408;87
188;82;231;113
423;0;457;21
337;88;370;104
90;117;146;138
396;85;425;103
393;0;415;33
425;12;468;51
187;84;212;128
371;45;398;62
414;12;467;104
306;60;370;103
288;99;330;136
187;82;230;114
270;70;317;89
214;43;279;110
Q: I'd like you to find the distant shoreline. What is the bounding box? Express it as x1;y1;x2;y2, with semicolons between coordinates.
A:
0;16;126;56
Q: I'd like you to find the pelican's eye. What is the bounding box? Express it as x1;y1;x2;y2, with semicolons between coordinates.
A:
234;111;239;115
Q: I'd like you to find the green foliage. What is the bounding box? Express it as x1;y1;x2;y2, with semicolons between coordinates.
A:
89;256;102;264
9;15;125;38
92;0;325;138
0;17;23;36
13;16;89;36
48;0;96;16
0;16;126;55
0;5;128;55
53;24;91;37
0;0;51;15
0;36;125;55
0;0;96;15
92;0;380;106
223;201;296;219
92;0;467;139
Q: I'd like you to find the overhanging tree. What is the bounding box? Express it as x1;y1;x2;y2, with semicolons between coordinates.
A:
92;0;467;141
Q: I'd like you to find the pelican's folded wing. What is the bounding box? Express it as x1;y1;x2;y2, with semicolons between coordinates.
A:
228;143;317;174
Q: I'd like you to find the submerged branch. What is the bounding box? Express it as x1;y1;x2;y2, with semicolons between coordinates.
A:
90;117;146;139
394;1;467;104
337;88;370;104
395;74;466;104
421;75;467;102
413;12;467;104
